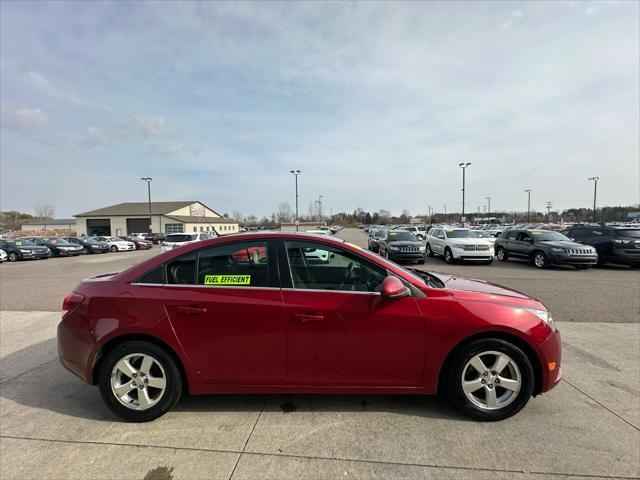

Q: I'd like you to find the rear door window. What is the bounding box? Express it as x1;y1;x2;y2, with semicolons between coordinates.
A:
197;241;270;287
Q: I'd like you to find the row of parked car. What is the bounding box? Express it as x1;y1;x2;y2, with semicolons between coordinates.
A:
367;224;640;269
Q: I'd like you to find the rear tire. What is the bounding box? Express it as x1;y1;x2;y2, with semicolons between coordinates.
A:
446;338;534;421
98;341;182;422
426;244;434;257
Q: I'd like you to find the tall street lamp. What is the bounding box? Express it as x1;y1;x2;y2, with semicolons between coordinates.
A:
318;195;324;223
525;189;532;223
588;177;599;223
443;205;447;224
290;170;301;231
141;177;152;233
486;196;491;215
458;163;471;223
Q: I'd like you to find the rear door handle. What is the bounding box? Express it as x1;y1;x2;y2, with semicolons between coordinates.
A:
293;313;324;323
176;306;208;315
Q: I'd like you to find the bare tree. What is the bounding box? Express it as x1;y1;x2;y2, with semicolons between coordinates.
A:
277;202;293;223
34;204;55;221
231;210;243;222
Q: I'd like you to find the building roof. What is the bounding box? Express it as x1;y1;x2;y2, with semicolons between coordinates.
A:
22;218;76;226
165;215;236;224
76;201;201;217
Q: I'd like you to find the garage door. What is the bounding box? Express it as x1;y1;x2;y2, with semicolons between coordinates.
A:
86;219;111;236
126;218;151;234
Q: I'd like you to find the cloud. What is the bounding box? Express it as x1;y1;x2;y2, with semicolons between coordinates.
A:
134;116;170;137
501;10;525;29
81;126;109;146
80;116;173;147
585;6;598;15
0;106;61;145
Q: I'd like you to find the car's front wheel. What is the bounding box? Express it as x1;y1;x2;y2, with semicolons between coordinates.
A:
444;248;454;264
533;251;548;269
98;341;182;422
110;245;118;252
8;252;18;262
496;247;507;261
426;244;434;257
446;338;534;421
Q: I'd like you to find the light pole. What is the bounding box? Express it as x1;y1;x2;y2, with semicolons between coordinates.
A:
458;163;471;224
141;177;152;233
443;205;447;224
486;196;491;216
525;189;532;223
290;170;301;231
588;177;599;223
318;195;324;223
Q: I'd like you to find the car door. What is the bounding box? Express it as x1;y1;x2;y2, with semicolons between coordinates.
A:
280;239;425;387
433;229;445;254
159;239;287;385
512;232;534;258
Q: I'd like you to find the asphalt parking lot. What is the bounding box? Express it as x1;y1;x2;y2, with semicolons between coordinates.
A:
1;230;639;479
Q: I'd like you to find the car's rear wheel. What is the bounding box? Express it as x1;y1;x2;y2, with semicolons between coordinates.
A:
496;247;507;261
426;244;434;257
446;338;534;421
444;248;454;264
98;341;182;422
533;251;548;269
8;252;18;262
110;245;118;252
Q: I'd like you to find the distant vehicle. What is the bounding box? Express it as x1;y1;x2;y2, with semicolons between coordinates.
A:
367;228;386;253
20;236;83;257
378;230;425;264
304;230;332;236
426;228;494;264
160;232;215;253
0;249;7;262
140;233;165;244
63;237;109;254
0;238;50;261
495;229;597;269
315;226;332;234
94;236;136;252
399;225;426;240
119;235;153;250
562;225;640;268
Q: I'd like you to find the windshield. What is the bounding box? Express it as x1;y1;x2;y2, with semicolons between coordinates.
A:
471;231;491;238
616;229;640;238
83;237;98;244
446;230;473;238
10;239;36;247
530;231;571;241
47;238;70;244
388;231;417;242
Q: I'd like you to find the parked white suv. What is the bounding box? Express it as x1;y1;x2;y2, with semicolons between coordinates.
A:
400;225;427;240
93;236;136;252
160;232;216;253
426;227;494;264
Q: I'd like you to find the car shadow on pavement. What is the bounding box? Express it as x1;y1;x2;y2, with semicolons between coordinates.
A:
1;338;471;423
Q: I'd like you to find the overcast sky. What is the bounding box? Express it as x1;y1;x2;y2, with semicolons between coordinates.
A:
1;0;638;219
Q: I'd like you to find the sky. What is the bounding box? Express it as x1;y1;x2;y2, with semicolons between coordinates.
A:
1;0;638;219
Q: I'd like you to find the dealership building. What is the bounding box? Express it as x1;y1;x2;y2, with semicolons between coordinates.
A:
74;201;238;236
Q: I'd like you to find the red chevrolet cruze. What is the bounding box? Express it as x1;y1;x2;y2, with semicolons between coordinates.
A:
58;232;562;422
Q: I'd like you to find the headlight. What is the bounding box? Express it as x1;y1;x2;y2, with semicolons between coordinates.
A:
419;246;426;252
389;245;399;250
523;308;556;331
551;247;565;253
453;244;466;249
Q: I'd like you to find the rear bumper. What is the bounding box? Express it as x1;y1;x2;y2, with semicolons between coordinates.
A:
604;250;640;265
57;315;95;384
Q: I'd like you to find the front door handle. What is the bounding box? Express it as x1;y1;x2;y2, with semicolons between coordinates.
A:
176;306;208;315
293;313;324;323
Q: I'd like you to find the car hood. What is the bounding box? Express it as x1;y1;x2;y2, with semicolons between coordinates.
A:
438;273;533;300
537;240;586;249
388;241;422;247
447;237;492;245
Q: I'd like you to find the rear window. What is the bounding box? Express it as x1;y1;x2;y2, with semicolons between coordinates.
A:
616;229;640;238
166;234;196;242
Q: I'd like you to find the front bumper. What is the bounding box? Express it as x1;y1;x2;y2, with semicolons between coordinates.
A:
539;329;562;393
549;254;598;266
57;249;83;256
452;248;494;261
388;250;425;262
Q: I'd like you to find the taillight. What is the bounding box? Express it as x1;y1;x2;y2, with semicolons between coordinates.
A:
62;292;85;316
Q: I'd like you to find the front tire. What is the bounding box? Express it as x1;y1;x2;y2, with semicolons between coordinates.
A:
444;248;454;264
496;247;508;261
8;252;18;262
426;244;434;257
533;251;548;269
110;245;118;252
98;341;182;422
446;338;534;421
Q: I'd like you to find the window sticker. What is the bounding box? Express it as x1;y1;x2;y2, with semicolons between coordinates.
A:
204;275;251;285
592;230;603;235
15;241;22;246
389;232;398;236
531;231;542;235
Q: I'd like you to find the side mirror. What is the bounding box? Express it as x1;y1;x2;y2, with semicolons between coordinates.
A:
381;276;410;299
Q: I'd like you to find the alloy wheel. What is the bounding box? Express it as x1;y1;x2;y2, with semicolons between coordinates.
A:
110;353;167;411
534;253;546;268
461;351;521;410
497;249;505;261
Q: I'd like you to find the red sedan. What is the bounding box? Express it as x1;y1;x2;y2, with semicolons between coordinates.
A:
58;232;562;422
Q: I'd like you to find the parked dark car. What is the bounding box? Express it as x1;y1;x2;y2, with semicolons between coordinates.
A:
0;238;50;261
367;228;386;253
20;236;84;257
495;229;598;269
141;233;165;244
378;230;426;264
119;236;153;250
562;225;640;268
63;237;110;254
